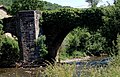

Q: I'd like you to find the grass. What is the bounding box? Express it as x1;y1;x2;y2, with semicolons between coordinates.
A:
89;55;120;77
40;63;76;77
1;55;120;77
39;54;120;77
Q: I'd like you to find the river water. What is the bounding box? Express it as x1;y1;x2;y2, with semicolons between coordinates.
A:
0;56;110;77
0;67;42;77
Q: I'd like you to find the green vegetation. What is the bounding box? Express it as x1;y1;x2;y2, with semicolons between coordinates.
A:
40;33;120;76
0;20;4;50
0;0;13;7
0;23;19;67
40;55;120;77
40;0;120;60
41;63;76;77
0;0;72;15
0;37;19;67
41;7;117;59
59;27;106;59
0;0;120;69
85;0;102;7
43;1;71;10
10;0;44;15
0;0;120;77
36;35;48;57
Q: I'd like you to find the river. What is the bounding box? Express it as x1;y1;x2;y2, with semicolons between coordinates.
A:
0;56;110;77
0;67;43;77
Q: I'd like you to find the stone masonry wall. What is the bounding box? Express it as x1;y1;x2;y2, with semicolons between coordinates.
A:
17;10;40;63
3;10;40;65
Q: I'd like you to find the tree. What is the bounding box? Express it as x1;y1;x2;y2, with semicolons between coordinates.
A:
0;0;13;7
114;0;120;7
100;3;120;55
114;0;117;4
10;0;44;15
85;0;101;7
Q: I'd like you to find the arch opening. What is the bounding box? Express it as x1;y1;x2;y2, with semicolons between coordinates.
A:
42;8;104;62
57;27;107;62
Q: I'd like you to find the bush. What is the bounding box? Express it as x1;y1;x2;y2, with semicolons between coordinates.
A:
59;27;106;59
36;35;48;58
0;37;19;67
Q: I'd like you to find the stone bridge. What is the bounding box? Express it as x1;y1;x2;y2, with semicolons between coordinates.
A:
3;10;40;65
3;9;103;64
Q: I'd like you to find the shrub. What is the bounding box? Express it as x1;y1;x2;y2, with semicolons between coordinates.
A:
36;35;48;58
0;37;19;67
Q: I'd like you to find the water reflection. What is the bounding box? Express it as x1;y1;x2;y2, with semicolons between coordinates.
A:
0;56;111;77
75;57;111;77
0;68;42;77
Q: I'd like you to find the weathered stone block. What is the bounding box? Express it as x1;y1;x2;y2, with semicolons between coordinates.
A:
16;10;40;64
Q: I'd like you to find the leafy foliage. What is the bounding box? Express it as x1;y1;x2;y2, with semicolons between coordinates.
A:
42;8;105;59
85;0;102;7
0;37;19;67
116;34;120;55
42;8;103;34
100;4;120;55
1;0;120;63
9;0;71;15
0;0;13;7
43;1;71;10
0;21;19;67
59;27;106;59
36;35;48;57
0;22;4;50
41;5;120;58
114;0;120;7
10;0;44;15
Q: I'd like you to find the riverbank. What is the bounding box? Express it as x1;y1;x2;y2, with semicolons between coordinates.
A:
60;55;108;63
0;55;118;77
41;55;120;77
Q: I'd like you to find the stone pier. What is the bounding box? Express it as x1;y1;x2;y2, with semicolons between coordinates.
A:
17;10;40;64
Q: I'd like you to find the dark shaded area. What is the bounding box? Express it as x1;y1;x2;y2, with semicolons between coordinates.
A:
42;8;104;62
3;17;17;37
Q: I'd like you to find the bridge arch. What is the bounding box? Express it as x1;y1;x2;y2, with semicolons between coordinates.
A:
2;8;104;64
41;8;104;62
